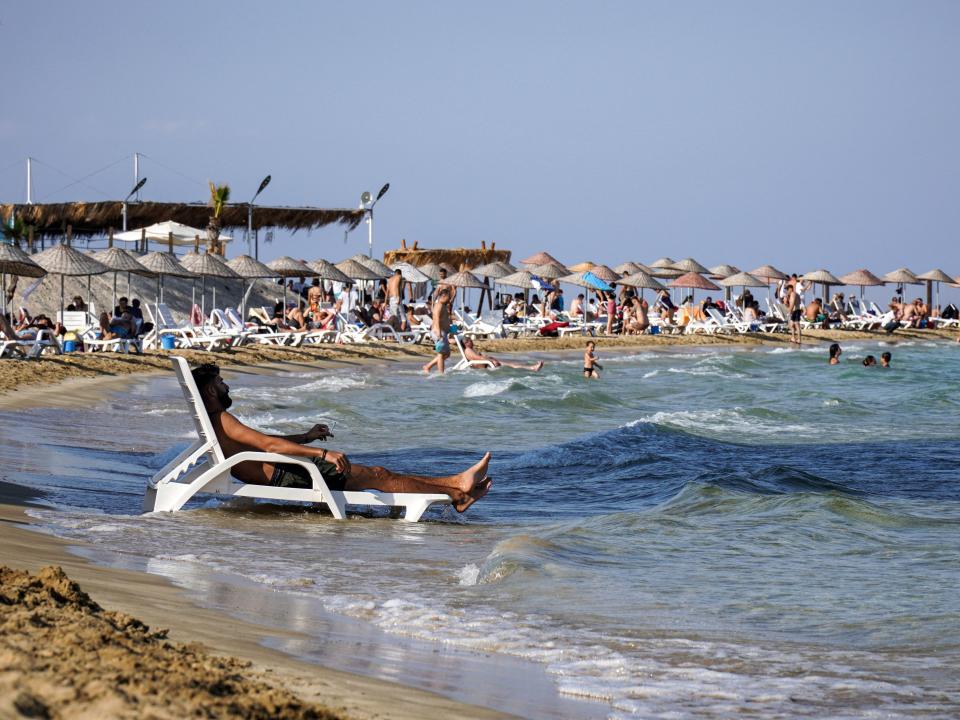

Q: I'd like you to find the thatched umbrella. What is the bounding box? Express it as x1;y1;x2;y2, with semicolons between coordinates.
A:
838;269;884;300
532;261;570;280
497;260;517;274
561;271;614;332
415;263;443;282
669;271;721;308
568;261;596;273
351;253;393;278
227;254;277;322
719;271;767;305
801;269;842;302
470;261;512;311
709;264;740;279
650;266;685;279
614;261;645;276
750;264;789;299
589;265;621;283
917;268;954;308
309;259;354;285
390;262;430;283
443;270;486;318
269;256;314;312
520;251;561;268
439;262;458;275
649;257;677;269
883;268;921;301
673;257;710;274
335;258;383;281
618;270;667;295
33;244;110;320
498;270;544;290
138;251;197;306
0;243;46;316
180;251;240;320
91;247;154;315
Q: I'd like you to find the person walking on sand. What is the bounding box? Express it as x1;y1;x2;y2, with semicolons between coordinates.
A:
786;281;802;346
191;363;492;513
583;340;603;379
423;287;453;375
462;338;544;372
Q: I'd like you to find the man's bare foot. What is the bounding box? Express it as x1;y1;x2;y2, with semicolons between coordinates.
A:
452;452;491;494
422;363;432;374
453;477;492;513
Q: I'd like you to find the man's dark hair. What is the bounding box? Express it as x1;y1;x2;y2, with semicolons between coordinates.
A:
881;351;891;362
192;363;221;393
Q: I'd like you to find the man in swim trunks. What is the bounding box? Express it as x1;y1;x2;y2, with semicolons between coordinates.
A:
583;340;602;379
786;281;802;345
386;268;404;326
423;287;453;374
462;338;544;372
191;363;492;512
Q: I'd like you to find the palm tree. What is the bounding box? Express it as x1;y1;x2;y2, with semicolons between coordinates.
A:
2;217;29;308
206;182;231;255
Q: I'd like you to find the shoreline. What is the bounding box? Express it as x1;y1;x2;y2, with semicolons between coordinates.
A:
1;326;955;399
0;490;515;720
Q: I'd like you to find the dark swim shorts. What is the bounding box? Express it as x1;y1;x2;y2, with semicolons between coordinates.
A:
790;309;802;322
270;456;349;491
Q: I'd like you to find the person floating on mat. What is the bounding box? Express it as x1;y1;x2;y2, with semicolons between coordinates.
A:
191;363;491;512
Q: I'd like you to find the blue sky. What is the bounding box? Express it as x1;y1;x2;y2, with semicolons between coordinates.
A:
1;1;958;280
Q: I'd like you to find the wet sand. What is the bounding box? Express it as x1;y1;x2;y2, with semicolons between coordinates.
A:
0;487;512;720
2;326;955;397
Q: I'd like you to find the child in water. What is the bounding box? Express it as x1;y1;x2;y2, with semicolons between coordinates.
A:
583;341;603;379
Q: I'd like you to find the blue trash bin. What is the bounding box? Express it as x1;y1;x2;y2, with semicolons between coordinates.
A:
63;340;77;352
161;335;176;350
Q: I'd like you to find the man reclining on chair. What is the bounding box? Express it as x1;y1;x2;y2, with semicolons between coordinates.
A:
192;363;492;512
462;338;544;372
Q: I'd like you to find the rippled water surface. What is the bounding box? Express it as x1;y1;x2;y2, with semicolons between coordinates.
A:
3;339;960;718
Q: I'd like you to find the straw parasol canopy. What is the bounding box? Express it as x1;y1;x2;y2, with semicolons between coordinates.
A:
532;261;570;280
497;260;517;273
650;266;685;279
0;243;46;278
649;257;677;269
390;262;430;283
470;261;513;279
917;268;953;283
498;270;546;290
439;262;458;275
92;247;156;314
560;271;613;290
709;264;740;279
617;270;667;292
138;251;196;278
672;257;710;274
335;258;384;281
882;267;920;284
415;263;443;282
802;269;842;285
180;251;240;279
520;251;561;267
350;254;393;278
227;254;278;279
749;264;789;282
838;269;884;287
33;244;110;277
614;261;645;275
568;261;596;273
268;256;313;278
589;264;621;283
668;272;721;291
443;270;486;289
308;259;353;284
718;272;767;288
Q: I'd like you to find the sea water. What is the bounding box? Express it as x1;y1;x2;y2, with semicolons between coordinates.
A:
3;341;959;718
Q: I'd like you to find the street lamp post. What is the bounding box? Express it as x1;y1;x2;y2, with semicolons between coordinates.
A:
249;174;272;260
361;183;390;259
122;177;148;233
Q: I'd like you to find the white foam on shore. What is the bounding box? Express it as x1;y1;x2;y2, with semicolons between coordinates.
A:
629;408;815;438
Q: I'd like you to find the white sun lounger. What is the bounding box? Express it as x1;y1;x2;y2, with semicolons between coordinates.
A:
144;357;451;521
451;334;496;371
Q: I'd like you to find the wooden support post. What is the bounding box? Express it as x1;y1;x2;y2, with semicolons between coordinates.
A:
140;228;147;254
66;225;73;247
27;227;34;253
108;227;114;248
168;231;174;254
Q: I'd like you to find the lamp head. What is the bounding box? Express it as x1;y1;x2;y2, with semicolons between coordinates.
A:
376;183;390;201
257;175;272;195
126;177;148;200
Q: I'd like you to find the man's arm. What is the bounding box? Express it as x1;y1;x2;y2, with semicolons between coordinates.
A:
268;424;332;445
221;413;350;475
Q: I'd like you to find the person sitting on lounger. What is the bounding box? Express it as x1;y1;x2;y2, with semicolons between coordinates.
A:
191;363;492;512
462;338;544;372
97;311;136;340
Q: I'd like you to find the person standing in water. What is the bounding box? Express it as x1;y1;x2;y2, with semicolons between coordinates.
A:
584;341;603;379
423;287;453;375
829;343;842;365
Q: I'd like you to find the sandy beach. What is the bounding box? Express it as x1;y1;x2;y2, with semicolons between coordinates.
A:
0;485;512;720
2;325;955;397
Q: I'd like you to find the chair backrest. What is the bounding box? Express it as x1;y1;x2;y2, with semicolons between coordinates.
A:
57;311;91;332
157;303;179;328
170;356;225;463
706;308;727;325
223;308;245;330
209;308;228;329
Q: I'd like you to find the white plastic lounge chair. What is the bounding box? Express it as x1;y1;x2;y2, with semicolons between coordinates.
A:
154;303;234;351
144;357;451;521
0;327;61;358
450;334;496;371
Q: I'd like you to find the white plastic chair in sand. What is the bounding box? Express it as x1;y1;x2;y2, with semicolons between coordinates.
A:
450;334;496;372
144;357;452;521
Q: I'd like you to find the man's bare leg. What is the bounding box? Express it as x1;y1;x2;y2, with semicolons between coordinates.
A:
346;452;490;496
498;360;543;372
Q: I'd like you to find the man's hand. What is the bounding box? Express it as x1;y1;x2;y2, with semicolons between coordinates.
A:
304;424;333;442
324;450;351;476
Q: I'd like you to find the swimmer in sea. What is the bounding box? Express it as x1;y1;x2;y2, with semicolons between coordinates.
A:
584;340;603;379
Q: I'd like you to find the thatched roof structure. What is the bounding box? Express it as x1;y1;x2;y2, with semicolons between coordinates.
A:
383;247;511;271
1;201;364;239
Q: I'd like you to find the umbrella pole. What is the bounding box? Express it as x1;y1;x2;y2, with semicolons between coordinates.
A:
60;274;65;323
112;271;118;316
201;276;207;323
1;272;6;317
126;271;131;299
86;275;92;316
